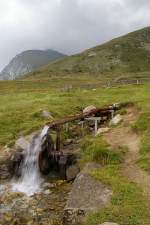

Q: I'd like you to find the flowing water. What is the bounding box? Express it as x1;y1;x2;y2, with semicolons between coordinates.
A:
0;126;73;224
12;125;50;196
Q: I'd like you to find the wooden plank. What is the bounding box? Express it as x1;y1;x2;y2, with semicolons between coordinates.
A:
47;104;121;129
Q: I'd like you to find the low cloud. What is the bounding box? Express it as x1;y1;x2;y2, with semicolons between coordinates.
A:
0;0;150;70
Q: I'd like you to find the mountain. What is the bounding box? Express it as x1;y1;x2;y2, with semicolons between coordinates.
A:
26;26;150;81
0;49;66;80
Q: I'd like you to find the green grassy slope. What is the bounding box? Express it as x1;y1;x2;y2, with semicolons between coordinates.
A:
0;81;150;224
25;26;150;81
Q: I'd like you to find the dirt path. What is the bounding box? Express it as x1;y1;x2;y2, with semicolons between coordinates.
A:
104;107;150;196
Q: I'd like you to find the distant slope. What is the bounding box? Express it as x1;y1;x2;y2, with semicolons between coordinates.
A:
26;26;150;81
0;49;66;80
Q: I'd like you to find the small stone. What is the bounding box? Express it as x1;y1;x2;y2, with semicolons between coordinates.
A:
109;114;122;126
43;189;52;195
83;105;96;114
41;110;53;119
42;182;55;189
96;127;110;136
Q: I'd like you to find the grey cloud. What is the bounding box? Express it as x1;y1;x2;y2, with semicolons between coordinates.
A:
0;0;150;70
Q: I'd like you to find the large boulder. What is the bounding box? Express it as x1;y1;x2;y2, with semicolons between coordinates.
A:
41;110;53;119
66;164;80;181
63;163;112;225
96;127;110;136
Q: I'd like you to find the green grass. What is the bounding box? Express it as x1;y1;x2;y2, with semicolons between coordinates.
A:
0;80;150;224
80;136;124;165
80;134;150;225
0;80;150;150
85;166;150;225
25;27;150;81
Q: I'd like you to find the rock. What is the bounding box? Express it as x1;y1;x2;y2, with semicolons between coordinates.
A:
63;163;112;225
43;189;52;195
96;127;110;136
9;151;24;177
109;114;122;126
66;164;80;181
83;105;96;114
41;110;53;119
100;223;119;225
15;137;29;151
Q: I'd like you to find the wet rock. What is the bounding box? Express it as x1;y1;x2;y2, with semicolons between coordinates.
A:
63;163;112;225
109;114;122;126
9;151;24;177
96;127;110;136
66;164;80;181
15;137;29;151
83;105;96;114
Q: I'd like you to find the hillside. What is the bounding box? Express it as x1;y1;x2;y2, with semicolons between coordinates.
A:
26;26;150;81
0;80;150;224
0;49;66;80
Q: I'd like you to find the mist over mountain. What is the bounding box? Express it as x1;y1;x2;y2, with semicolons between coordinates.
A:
0;49;66;80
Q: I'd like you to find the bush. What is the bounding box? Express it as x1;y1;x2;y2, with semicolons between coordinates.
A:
80;136;123;165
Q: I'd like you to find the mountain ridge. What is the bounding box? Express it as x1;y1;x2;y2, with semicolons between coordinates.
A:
25;26;150;81
0;49;66;80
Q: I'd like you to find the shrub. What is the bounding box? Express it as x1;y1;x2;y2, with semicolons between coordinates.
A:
80;136;123;165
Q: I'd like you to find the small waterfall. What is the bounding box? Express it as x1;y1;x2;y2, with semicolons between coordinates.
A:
12;125;49;196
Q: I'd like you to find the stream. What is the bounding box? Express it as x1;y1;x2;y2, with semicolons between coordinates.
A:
0;177;71;225
0;126;73;225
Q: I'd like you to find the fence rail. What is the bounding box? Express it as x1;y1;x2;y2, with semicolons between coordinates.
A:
62;77;150;91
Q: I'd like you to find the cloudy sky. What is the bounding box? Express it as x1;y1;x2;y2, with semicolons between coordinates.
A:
0;0;150;70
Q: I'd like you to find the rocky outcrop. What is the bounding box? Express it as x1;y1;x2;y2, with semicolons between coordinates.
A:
63;163;112;225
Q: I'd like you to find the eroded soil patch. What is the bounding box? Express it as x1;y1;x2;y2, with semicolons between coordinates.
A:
104;106;150;196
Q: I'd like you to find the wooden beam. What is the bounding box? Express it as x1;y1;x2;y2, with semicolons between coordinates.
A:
46;103;121;129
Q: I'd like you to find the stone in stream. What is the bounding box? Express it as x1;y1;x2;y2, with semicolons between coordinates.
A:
63;163;112;225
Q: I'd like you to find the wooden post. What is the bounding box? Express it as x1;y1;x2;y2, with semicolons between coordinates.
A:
56;126;61;151
65;123;69;132
85;117;101;136
95;119;98;135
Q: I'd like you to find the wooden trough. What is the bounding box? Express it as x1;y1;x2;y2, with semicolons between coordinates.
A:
46;103;122;152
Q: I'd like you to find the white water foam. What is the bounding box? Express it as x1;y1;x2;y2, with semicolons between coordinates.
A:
12;126;49;196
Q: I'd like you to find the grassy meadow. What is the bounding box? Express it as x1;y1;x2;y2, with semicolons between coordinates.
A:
0;80;150;225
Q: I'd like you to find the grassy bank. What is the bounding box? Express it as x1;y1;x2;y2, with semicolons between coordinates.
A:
0;81;150;169
0;80;150;224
